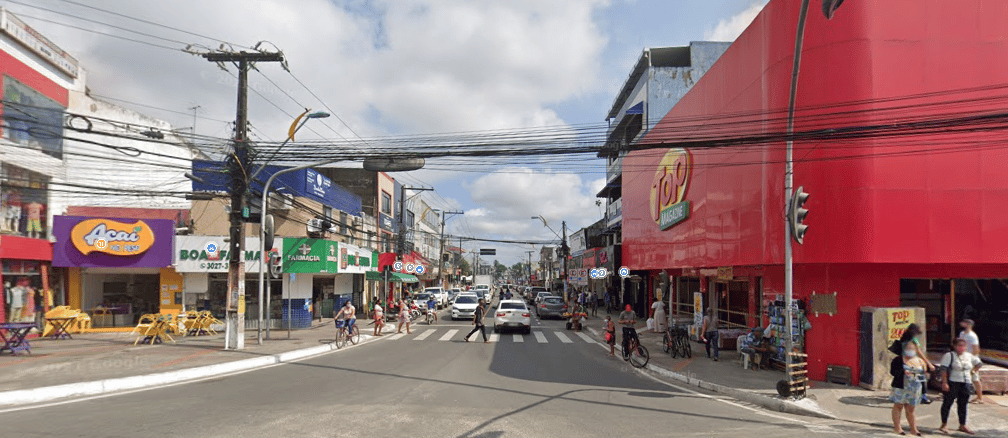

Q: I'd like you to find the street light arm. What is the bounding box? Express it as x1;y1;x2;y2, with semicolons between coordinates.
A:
531;215;563;240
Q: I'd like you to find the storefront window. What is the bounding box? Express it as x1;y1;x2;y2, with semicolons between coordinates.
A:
2;260;54;324
1;163;50;238
205;274;281;321
2;74;65;159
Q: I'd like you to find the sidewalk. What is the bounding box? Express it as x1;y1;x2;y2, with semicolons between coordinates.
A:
0;319;375;406
587;322;1008;435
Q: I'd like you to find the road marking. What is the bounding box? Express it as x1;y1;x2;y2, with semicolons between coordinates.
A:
386;333;405;341
512;334;524;343
489;333;499;342
575;332;595;343
554;332;573;343
439;329;459;341
413;330;434;340
533;331;548;343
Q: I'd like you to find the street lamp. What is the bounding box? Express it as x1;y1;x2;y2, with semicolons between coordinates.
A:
782;0;844;395
249;110;330;182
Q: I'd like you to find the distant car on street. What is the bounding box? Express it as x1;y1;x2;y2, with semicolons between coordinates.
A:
448;289;462;304
493;299;531;334
451;294;480;320
527;286;548;304
425;287;448;308
536;296;567;319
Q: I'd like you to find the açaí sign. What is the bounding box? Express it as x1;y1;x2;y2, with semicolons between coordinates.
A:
650;148;692;230
71;218;156;256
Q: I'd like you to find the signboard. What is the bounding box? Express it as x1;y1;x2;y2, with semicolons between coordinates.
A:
887;308;916;342
379;213;394;231
650;148;692;230
694;292;704;326
716;266;733;281
174;236;282;273
0;9;79;77
305;168;334;200
479;248;496;256
52;216;174;268
338;242;375;274
569;230;586;257
283;238;370;274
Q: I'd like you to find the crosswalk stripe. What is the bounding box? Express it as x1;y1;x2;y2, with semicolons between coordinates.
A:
414;330;434;340
554;332;573;343
386;333;405;341
439;329;459;341
513;333;524;343
489;333;499;342
533;331;548;343
575;332;595;343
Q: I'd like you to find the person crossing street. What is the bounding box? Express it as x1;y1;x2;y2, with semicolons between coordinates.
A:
465;298;489;343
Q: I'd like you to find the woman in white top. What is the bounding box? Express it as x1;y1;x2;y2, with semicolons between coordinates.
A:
938;338;982;435
958;319;983;403
651;296;667;333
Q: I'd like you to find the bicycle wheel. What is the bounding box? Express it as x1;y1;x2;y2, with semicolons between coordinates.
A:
349;325;360;345
662;333;671;354
335;328;346;349
682;337;692;358
630;345;650;368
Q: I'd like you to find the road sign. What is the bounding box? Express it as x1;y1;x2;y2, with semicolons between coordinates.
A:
479;248;496;256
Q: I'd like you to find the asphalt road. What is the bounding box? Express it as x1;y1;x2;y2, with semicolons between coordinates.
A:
5;296;876;437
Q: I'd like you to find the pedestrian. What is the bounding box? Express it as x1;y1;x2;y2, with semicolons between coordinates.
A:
465;298;489;343
938;338;983;435
604;289;612;315
889;323;936;404
604;315;616;356
958;319;984;404
590;290;598;317
373;301;384;336
890;340;927;436
700;308;719;361
396;297;411;334
651;296;667;333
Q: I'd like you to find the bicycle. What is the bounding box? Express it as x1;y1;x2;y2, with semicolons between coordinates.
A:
334;319;360;349
662;325;692;359
622;330;650;368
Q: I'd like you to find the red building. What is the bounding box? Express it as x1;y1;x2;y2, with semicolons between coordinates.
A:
622;0;1008;382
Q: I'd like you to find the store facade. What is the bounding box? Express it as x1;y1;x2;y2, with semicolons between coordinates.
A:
52;216;175;329
621;0;1008;381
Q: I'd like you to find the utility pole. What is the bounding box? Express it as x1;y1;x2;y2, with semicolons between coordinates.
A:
526;251;534;286
436;210;463;287
202;49;284;350
561;221;569;302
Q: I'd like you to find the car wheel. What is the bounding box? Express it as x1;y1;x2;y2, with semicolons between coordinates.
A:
524;326;531;335
493;326;499;333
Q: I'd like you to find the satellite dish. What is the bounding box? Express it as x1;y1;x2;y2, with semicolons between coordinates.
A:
363;157;425;172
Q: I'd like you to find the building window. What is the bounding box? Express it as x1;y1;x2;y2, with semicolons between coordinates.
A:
2;75;65;159
339;211;348;235
381;191;392;215
1;163;49;238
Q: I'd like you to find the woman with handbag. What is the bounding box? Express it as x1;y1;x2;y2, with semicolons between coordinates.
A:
604;315;616;356
938;338;983;435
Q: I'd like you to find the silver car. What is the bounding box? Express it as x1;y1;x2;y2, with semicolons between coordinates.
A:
451;294;479;320
493;300;531;334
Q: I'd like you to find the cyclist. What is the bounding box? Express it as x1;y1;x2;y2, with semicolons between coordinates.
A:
334;300;356;336
426;294;438;324
618;304;638;358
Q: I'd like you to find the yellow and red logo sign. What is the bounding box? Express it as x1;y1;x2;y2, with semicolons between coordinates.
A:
650;148;692;230
70;219;156;256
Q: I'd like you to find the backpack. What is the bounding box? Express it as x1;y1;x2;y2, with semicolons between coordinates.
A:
890;356;903;377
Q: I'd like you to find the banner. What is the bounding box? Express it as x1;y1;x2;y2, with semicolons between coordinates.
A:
886;308;916;342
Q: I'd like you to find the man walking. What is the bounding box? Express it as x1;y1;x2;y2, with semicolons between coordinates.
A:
700;308;719;361
465;298;489;343
959;319;984;403
590;290;598;317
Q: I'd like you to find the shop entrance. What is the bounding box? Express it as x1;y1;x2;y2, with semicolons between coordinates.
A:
899;279;952;351
673;277;701;317
954;279;1008;353
713;279;757;329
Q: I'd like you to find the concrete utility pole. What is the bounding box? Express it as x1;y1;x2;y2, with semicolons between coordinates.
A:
526;251;535;286
202;50;284;350
561;221;569;302
436;210;463;287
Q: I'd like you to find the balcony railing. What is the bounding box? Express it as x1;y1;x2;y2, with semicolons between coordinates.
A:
606;156;622;183
606;199;622;227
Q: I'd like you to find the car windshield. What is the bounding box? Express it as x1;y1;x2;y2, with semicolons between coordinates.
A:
414;293;432;301
544;298;564;305
499;302;526;310
454;296;477;304
425;289;440;294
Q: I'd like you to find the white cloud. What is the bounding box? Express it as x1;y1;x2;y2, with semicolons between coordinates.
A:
705;1;768;42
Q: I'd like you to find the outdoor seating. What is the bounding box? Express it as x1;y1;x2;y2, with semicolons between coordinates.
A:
43;306;81;339
133;314;175;345
0;322;36;355
185;311;220;336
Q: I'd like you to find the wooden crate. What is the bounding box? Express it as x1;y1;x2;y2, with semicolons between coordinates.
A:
978;366;1008;395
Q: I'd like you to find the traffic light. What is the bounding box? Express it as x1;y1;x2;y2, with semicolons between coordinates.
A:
269;252;283;278
789;186;810;244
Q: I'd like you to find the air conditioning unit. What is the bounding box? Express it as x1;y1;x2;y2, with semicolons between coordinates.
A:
270;192;293;210
352;216;362;226
307;218;324;236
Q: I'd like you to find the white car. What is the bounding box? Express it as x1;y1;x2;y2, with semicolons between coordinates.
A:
451;294;480;320
493;299;531;334
425;287;448;308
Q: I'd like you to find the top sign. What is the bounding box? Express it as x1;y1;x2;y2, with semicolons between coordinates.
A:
305;168;334;200
650;148;692;230
1;9;79;77
71;218;156;256
479;248;496;256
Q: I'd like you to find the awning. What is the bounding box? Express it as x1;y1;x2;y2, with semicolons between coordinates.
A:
365;271;419;283
595;179;621;198
625;101;644;115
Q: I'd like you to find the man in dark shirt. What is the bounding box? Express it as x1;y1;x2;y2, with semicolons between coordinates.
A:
465;298;489;343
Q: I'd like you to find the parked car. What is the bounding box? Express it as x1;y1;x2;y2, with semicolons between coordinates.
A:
493;299;531;334
448;289;462;304
527;286;548;304
451;294;480;320
534;291;557;306
425;287;448;308
536;296;567;319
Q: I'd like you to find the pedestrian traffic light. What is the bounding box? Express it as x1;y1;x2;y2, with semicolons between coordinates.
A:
269;252;282;278
789;186;810;244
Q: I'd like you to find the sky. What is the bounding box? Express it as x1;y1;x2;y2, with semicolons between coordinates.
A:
9;0;769;265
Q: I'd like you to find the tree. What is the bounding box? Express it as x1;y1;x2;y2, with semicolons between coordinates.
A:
493;260;507;279
459;258;472;277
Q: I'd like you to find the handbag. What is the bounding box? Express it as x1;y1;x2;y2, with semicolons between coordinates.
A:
605;332;612;342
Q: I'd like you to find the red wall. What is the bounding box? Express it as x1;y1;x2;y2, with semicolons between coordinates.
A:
624;0;1008;270
622;0;1008;380
0;49;69;106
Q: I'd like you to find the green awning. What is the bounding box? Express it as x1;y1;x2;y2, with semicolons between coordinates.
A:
365;271;419;283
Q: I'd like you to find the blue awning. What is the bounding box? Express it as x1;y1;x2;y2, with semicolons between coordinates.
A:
625;101;644;115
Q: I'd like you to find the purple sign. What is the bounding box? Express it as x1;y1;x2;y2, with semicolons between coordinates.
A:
52;216;174;268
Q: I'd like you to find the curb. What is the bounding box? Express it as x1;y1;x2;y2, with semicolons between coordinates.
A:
0;334;382;408
586;328;836;420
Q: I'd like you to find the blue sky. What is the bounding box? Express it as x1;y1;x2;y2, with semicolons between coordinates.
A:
12;0;769;265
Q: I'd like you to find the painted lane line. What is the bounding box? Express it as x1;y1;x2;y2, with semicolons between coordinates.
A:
386;333;406;341
575;332;595;343
533;331;548;343
439;329;459;341
489;333;499;343
554;332;573;343
413;330;434;341
512;334;524;343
